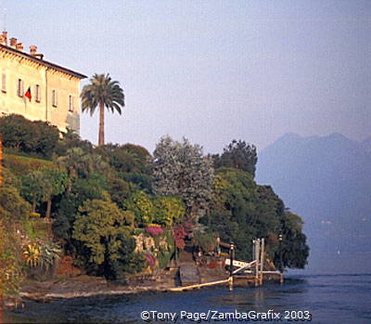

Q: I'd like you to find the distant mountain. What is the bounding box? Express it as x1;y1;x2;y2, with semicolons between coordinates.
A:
256;133;371;265
361;136;371;152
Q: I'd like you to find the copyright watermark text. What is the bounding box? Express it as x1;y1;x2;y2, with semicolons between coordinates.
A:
140;309;312;322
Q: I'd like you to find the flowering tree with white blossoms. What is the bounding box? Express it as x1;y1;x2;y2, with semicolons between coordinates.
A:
152;136;214;225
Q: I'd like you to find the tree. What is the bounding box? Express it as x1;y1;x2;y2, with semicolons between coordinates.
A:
52;175;109;255
107;177;131;209
125;190;154;226
95;143;151;174
0;114;60;158
81;74;125;146
205;167;309;268
41;168;68;219
55;128;93;156
30;121;60;158
0;186;30;222
72;199;138;279
23;241;62;278
206;168;258;260
56;147;111;181
20;170;46;213
152;196;185;226
0;217;24;304
213;140;257;177
275;211;309;270
21;168;67;218
152;136;214;225
56;147;91;180
0;184;30;301
0;114;32;151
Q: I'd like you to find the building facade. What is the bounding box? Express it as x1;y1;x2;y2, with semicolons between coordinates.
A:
0;31;86;134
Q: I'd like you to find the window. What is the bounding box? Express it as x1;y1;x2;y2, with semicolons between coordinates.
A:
1;73;6;93
52;90;58;107
68;95;74;112
17;79;24;97
35;84;41;102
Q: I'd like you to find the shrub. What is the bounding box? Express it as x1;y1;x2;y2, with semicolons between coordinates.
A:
145;226;164;237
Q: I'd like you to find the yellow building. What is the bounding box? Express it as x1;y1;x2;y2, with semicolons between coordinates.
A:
0;31;86;134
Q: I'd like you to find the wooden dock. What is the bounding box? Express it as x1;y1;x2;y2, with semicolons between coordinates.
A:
167;237;283;292
168;278;230;292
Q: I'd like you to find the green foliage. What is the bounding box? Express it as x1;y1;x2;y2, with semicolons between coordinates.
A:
0;114;60;158
23;218;49;241
206;168;309;267
254;185;282;237
56;147;111;180
20;170;46;212
55;128;94;157
156;230;175;269
38;241;62;271
152;136;214;224
1;167;22;190
31;121;61;158
152;196;185;226
55;176;107;222
117;173;152;193
20;167;68;217
81;74;125;116
0;113;309;278
126;190;154;225
0;186;30;222
72;199;139;279
52;175;110;254
107;177;131;209
95;143;151;174
0;229;23;295
0;114;31;150
38;168;68;203
275;211;309;270
192;232;218;253
0;186;29;296
4;153;53;176
23;243;41;268
22;240;62;280
213;139;257;177
108;234;144;278
216;168;258;228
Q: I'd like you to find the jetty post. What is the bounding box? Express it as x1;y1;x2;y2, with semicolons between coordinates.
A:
259;238;265;286
278;231;284;284
253;239;260;286
229;242;235;291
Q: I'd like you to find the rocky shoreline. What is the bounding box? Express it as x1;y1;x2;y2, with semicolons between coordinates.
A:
18;275;173;303
15;265;228;305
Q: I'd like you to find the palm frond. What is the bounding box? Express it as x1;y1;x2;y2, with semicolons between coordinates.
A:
81;73;125;115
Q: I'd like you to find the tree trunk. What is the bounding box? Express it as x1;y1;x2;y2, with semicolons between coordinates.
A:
32;197;37;213
46;199;52;218
98;101;105;146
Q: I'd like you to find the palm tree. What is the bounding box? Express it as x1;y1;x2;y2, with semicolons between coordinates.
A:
81;74;125;146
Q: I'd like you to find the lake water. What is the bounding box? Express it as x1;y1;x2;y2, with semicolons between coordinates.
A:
5;250;371;323
5;271;371;323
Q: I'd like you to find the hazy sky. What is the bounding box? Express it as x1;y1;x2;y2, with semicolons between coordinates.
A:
3;0;370;153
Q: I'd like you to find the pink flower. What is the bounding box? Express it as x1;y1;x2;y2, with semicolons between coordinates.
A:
145;226;164;236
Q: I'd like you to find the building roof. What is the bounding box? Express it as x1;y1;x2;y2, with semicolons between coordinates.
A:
0;44;87;80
